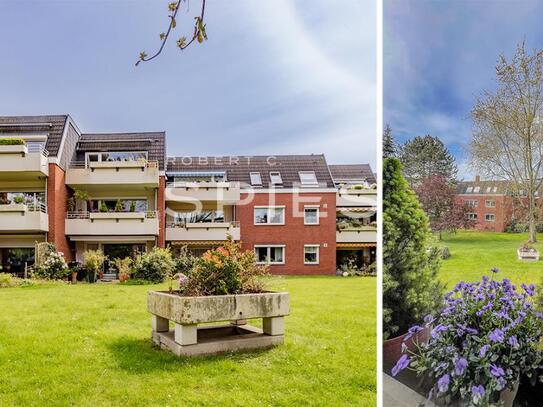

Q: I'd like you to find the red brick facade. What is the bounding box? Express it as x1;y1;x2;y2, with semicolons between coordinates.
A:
237;191;337;275
46;163;73;261
456;195;513;232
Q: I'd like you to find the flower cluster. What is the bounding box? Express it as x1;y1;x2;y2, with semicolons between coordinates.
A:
392;269;543;406
33;251;69;280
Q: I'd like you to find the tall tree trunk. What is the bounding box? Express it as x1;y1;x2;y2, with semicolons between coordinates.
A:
529;193;537;243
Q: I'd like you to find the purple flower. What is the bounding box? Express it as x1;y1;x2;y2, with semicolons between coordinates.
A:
490;364;505;378
472;385;485;403
508;335;519;349
479;344;490;357
424;314;435;325
491;267;499;273
391;354;410;377
496;377;507;391
437;374;450;393
488;328;504;343
454;357;468;376
403;325;422;342
431;324;448;338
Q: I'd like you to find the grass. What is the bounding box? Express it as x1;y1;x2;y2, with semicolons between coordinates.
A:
438;230;543;287
0;276;375;406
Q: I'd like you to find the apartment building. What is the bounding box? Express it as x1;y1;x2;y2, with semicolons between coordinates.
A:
0;115;376;276
456;176;513;232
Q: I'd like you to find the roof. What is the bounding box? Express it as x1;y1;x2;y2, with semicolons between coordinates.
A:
73;132;166;170
329;164;376;184
0;115;68;157
166;154;335;188
456;180;511;195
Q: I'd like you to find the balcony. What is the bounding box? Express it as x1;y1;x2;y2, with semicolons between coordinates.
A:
0;203;48;232
65;211;159;236
0;144;48;180
336;225;376;243
165;182;240;204
66;160;159;188
166;221;240;242
337;187;377;207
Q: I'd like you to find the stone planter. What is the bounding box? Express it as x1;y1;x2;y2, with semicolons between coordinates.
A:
0;144;27;156
383;326;430;371
148;290;290;357
517;248;539;261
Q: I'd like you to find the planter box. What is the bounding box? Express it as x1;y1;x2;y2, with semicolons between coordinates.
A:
518;248;540;261
89;212;146;220
0;203;27;212
148;290;290;356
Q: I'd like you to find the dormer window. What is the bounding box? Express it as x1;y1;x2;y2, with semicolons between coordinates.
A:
466;186;473;193
250;172;262;186
473;186;480;193
269;171;283;185
299;171;318;186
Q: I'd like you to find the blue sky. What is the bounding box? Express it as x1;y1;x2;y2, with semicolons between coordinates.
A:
384;0;543;178
0;0;375;167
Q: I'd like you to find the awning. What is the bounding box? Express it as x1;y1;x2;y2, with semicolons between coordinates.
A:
337;207;377;212
168;171;226;177
169;240;226;246
337;243;376;249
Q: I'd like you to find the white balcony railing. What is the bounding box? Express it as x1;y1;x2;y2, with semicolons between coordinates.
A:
65;211;159;236
0;203;48;232
165;181;241;203
66;160;159;186
166;221;241;241
0;144;49;176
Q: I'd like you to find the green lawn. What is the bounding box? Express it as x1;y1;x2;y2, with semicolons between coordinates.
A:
438;230;543;287
0;276;375;406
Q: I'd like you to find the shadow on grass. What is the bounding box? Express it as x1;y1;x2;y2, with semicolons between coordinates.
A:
107;336;270;374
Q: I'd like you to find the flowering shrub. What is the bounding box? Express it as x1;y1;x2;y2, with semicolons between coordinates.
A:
132;247;175;283
33;251;69;280
392;269;543;406
182;237;269;296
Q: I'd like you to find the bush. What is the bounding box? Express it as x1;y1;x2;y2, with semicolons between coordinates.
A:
133;247;175;283
0;273;15;287
0;138;24;145
383;158;443;339
32;251;70;280
181;237;269;296
173;246;197;275
83;250;105;274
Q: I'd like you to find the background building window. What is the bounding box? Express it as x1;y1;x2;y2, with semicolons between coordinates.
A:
304;245;319;264
485;200;496;208
485;213;495;222
299;171;318;186
304;207;319;225
254;207;285;224
255;246;285;264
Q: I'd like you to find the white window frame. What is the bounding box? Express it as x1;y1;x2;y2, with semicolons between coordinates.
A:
249;172;262;186
473;186;480;193
485;213;495;222
304;205;320;225
298;171;318;186
466;200;478;208
466;212;477;220
304;244;320;265
253;206;285;225
485;200;496;208
466;186;473;193
269;171;283;185
254;245;286;265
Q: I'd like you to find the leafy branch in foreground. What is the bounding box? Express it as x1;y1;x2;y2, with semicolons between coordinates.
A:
136;0;207;66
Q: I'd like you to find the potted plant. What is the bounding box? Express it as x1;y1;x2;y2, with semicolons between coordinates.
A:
147;238;290;357
392;269;543;407
114;257;132;282
68;261;80;283
73;189;89;211
83;249;105;283
518;242;539;261
114;199;123;212
13;195;25;204
129;201;136;212
99;202;108;213
383;158;443;366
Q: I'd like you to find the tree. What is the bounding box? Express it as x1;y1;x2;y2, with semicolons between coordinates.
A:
470;42;543;243
399;135;457;187
137;0;207;66
383;124;397;158
415;176;474;240
383;157;443;339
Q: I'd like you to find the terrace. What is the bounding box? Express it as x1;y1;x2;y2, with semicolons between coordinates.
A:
0;142;49;179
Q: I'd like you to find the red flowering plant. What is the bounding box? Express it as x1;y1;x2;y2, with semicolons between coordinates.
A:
181;236;269;296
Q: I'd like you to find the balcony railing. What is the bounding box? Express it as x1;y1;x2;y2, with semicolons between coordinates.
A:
65;211;159;236
166;220;240;228
27;144;49;157
70;160;158;169
67;210;157;219
165;220;240;241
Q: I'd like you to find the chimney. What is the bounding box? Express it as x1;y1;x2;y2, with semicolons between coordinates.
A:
475;175;481;182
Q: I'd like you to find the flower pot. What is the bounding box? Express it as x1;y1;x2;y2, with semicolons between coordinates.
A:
119;272;130;283
87;271;96;283
500;380;519;407
383;326;430;370
71;271;77;284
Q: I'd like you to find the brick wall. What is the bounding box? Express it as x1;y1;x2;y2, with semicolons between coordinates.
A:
157;175;166;248
237;191;337;275
457;195;513;232
47;163;73;260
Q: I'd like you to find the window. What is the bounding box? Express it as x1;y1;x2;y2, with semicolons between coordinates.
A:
254;207;285;225
250;172;262;186
304;245;319;265
269;172;283;185
304;206;319;225
466;213;477;220
299;171;318;186
255;246;285;264
466;186;473;193
85;151;147;167
486;187;491;193
485;200;496;208
485;213;495;222
493;186;498;193
473;186;480;193
466;200;478;208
